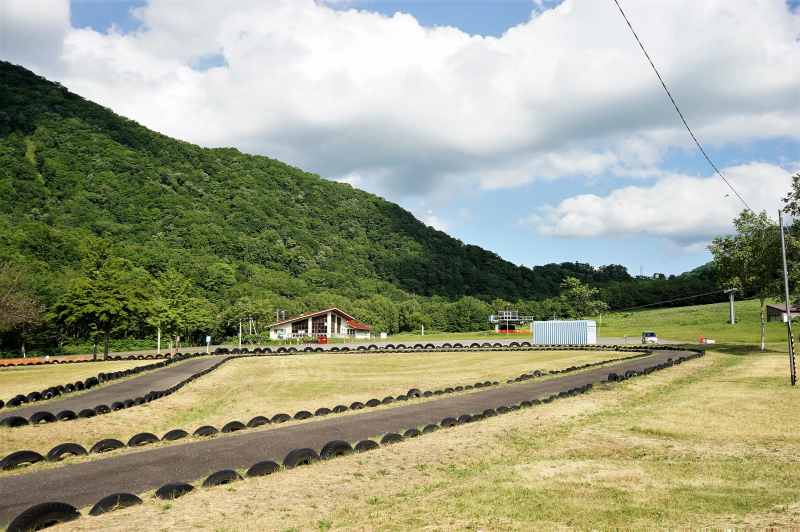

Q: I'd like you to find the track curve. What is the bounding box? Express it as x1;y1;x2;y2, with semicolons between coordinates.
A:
0;356;233;423
0;349;699;523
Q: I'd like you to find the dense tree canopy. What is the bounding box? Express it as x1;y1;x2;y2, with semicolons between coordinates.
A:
0;61;723;354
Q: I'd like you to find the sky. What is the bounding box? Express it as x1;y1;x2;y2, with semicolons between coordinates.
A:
2;0;799;277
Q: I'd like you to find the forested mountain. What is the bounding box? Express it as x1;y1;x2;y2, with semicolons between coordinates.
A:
0;61;720;351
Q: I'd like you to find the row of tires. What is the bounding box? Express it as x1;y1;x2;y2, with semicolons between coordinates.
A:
0;352;177;369
5;380;599;532
607;352;704;382
0;348;653;469
215;342;667;355
0;356;231;429
0;348;669;468
0;353;202;411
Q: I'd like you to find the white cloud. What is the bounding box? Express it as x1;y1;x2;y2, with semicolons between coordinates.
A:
1;0;799;201
529;162;797;245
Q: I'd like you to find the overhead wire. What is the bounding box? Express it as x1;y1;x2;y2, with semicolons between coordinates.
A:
610;0;754;213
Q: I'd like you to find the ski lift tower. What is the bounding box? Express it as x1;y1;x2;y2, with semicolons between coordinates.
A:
489;309;537;333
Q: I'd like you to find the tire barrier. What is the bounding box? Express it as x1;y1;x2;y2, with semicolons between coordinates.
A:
77;408;96;419
11;351;706;530
29;411;57;424
6;502;80;532
46;443;87;462
355;439;380;452
246;460;280;478
314;407;332;417
162;429;189;442
247;416;270;428
0;450;44;470
127;432;159;447
271;413;291;424
320;440;353;460
89;439;125;454
88;493;142;516
193;426;219;437
380;433;403;445
365;399;381;408
155;482;194;500
403;428;421;438
0;354;198;413
202;469;243;488
0;347;705;475
1;416;29;427
221;421;247;433
283;448;320;469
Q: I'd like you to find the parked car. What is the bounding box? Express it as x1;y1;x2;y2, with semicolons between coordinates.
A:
641;331;658;344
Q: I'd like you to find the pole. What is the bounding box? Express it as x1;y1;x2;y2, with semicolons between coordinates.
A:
779;209;797;386
728;290;736;324
238;320;243;350
157;326;161;355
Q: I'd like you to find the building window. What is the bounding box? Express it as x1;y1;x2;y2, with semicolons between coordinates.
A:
311;315;327;335
292;321;307;335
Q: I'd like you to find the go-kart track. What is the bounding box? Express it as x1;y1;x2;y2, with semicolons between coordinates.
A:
0;345;702;528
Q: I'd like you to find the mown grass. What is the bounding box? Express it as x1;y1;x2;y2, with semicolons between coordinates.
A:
58;349;800;530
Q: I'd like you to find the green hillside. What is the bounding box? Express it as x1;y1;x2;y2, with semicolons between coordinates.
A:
0;61;720;352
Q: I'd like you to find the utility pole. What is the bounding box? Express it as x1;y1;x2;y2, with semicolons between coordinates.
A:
724;288;737;324
779;209;797;386
238;319;243;350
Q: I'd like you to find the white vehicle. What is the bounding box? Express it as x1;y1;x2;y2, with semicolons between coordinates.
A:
641;331;658;344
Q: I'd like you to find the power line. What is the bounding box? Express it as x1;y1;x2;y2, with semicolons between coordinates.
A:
615;289;727;313
610;0;754;213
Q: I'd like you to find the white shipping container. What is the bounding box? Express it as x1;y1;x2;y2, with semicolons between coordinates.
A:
533;320;597;345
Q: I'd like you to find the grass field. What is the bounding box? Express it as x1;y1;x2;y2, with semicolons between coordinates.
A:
0;349;627;462
598;298;788;346
58;347;800;530
0;360;155;402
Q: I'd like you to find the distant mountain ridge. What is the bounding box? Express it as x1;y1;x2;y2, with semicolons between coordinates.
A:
0;61;719;318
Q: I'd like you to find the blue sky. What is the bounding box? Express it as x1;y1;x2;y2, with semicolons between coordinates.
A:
25;1;800;275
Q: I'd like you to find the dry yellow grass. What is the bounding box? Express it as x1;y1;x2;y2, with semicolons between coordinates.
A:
54;350;800;530
0;360;155;402
0;349;624;461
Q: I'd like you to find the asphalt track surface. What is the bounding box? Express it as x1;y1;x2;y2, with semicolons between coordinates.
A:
0;356;233;423
0;349;694;523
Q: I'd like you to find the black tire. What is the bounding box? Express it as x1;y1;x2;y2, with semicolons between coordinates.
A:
365;399;381;408
422;424;439;434
7;502;80;531
2;416;30;427
0;450;44;470
349;402;364;410
520;400;533;408
89;438;125;454
127;432;159;447
406;388;421;398
78;408;96;418
380;433;403;445
381;396;394;404
94;404;111;415
496;406;510;414
403;428;421;438
111;401;125;411
46;443;87;462
332;405;348;413
320;440;353;460
271;413;291;423
247;416;270;428
155;482;194;500
26;391;41;402
440;417;458;428
283;448;319;469
246;460;280;478
221;421;247;433
293;411;313;420
89;493;142;516
422;390;433;397
202;469;243;488
314;408;332;417
29;411;57;424
162;429;189;441
354;440;379;452
193;425;218;437
457;414;472;424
